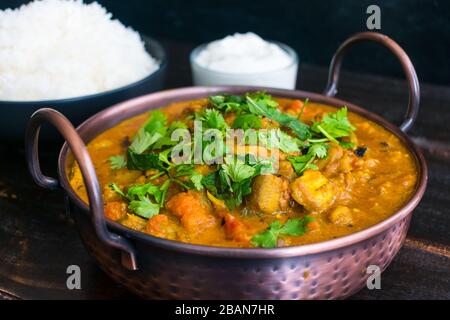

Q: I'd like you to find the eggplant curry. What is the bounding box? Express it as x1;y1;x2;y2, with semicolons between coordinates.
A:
69;92;418;248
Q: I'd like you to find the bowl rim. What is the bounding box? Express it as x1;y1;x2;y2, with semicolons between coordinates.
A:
0;35;167;105
58;85;428;259
190;40;299;77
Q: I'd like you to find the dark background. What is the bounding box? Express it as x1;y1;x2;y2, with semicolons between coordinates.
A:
2;0;450;85
1;0;450;301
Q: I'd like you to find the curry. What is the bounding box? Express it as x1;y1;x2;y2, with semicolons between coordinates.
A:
69;92;418;248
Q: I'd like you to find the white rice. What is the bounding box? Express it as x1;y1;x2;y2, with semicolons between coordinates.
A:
0;0;159;101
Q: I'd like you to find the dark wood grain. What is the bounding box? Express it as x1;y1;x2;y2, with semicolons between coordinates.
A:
0;41;448;300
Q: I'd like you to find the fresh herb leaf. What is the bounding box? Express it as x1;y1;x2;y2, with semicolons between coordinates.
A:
254;158;277;175
190;171;204;191
173;163;195;177
108;180;169;219
256;129;304;154
172;164;205;191
209;94;245;113
312;107;355;139
246;92;278;110
284;116;311;140
232;114;262;130
158;148;172;166
246;95;310;140
297;98;309;120
158;180;171;206
221;158;256;183
202;157;272;211
209;92;277;115
278;217;314;236
129;129;162;154
109;155;127;169
287;142;328;175
126;149;165;171
168;120;188;133
144;110;167;136
128;111;172;153
127;182;161;201
208;92;310;139
277;130;301;153
251;228;278;248
108;183;126;198
340;141;355;149
314;124;339;144
309;143;328;158
128;197;160;219
251;217;314;248
196;109;228;131
109;181;162;203
201;172;219;195
152;136;176;150
287;154;315;174
150;121;187;150
246;95;275;116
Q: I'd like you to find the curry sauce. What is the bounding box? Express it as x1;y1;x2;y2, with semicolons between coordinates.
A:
69;94;418;248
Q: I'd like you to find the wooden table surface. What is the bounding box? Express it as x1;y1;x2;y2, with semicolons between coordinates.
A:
0;41;449;300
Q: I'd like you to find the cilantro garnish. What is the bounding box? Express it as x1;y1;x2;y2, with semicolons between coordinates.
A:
246;94;311;140
221;158;256;183
285;107;356;175
311;107;355;148
129;128;162;154
202;157;273;210
172;164;204;191
196;109;228;132
144;110;168;136
209;94;246;113
107;91;357;217
126;150;165;171
287;142;328;175
128;197;160;219
209;92;310;140
232;114;262;130
109;155;127;169
109;182;126;198
108;181;169;219
251;217;314;248
277;130;301;153
255;129;302;153
127;111;170;155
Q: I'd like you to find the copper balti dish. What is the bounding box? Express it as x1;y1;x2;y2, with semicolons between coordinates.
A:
25;32;427;299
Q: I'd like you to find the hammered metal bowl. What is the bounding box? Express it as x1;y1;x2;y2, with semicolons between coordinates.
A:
25;32;427;299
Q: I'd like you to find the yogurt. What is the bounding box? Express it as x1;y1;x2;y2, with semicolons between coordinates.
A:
190;32;298;89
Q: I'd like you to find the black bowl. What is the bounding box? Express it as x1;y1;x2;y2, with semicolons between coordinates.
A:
0;35;167;146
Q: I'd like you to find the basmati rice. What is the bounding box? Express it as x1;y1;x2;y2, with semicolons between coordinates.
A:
0;0;159;101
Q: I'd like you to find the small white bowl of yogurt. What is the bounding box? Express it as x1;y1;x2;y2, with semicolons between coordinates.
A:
190;32;298;89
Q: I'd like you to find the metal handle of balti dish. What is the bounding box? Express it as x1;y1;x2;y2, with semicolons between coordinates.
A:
323;32;420;133
25;108;138;270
